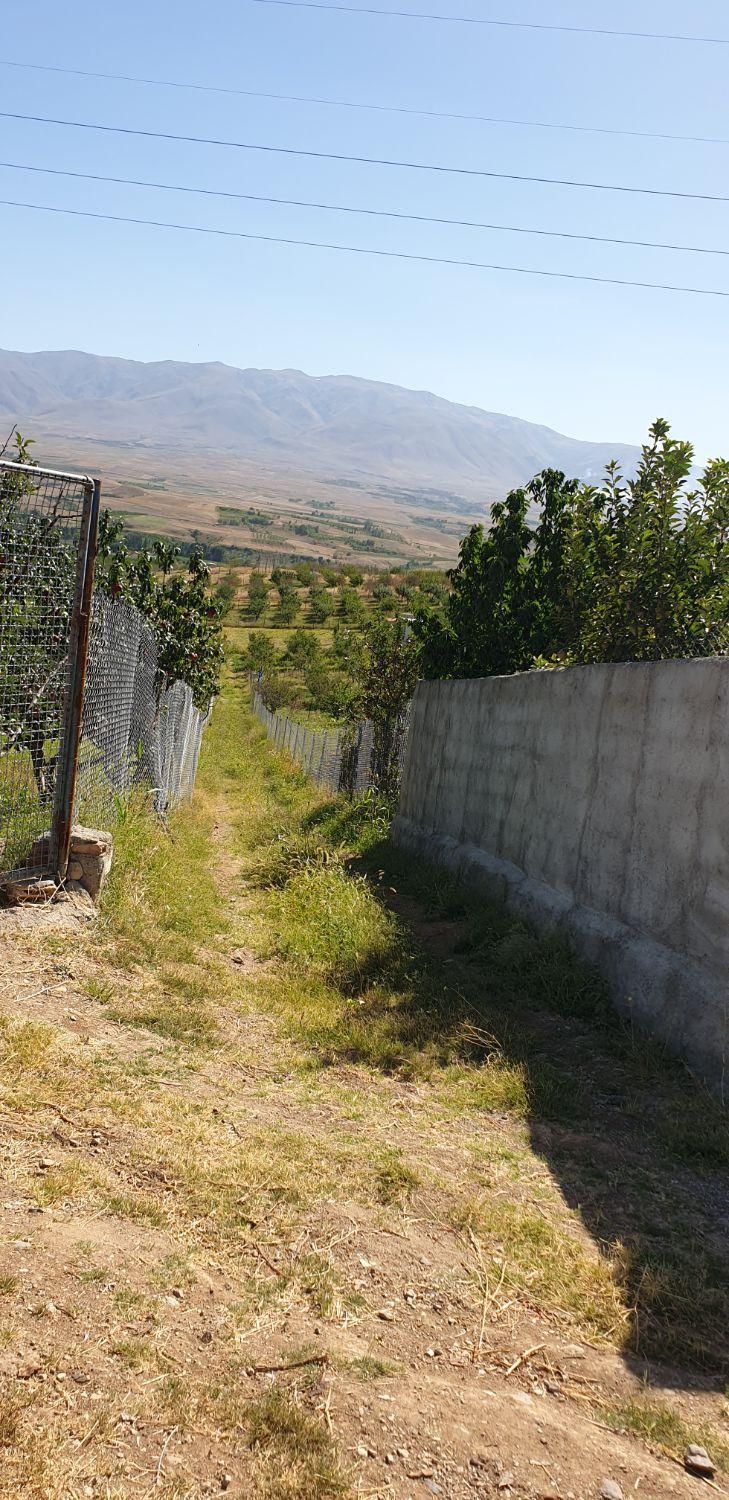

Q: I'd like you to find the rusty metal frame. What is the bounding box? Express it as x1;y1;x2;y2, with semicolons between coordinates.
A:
49;476;101;880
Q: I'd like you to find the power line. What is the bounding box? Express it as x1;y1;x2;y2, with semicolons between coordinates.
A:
1;196;727;297
250;0;729;45
0;57;726;148
4;159;728;259
3;110;729;203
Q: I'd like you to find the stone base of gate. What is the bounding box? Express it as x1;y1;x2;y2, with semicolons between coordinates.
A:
2;826;113;906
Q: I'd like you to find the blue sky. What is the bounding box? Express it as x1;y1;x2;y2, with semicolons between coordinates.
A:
2;0;728;458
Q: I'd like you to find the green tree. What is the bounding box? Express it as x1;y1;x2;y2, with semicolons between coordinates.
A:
276;581;299;625
415;470;580;678
304;663;356;718
372;585;398;617
417;423;729;679
349;618;421;801
247;571;269;621
330;624;368;678
567;420;729;662
214;569;238;617
309;587;334;625
340;587;366;626
97;518;224;708
284;629;323;671
245;630;279;676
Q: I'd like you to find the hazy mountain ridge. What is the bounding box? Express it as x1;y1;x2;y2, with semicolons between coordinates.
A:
0;348;640;495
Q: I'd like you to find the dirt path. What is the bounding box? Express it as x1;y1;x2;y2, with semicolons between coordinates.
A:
0;685;727;1498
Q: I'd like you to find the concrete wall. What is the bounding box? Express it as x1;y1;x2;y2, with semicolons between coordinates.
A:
392;661;729;1095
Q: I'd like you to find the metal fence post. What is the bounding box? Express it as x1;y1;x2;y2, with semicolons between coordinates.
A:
50;478;101;879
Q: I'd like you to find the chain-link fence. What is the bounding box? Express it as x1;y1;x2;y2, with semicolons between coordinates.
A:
0;459;96;880
76;594;208;828
0;458;208;886
250;685;410;799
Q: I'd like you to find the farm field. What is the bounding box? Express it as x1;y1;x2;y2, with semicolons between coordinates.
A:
39;438;480;570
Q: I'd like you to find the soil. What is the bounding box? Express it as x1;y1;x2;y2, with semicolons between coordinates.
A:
0;871;726;1498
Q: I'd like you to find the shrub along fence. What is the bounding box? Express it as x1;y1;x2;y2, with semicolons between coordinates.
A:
0;458;208;885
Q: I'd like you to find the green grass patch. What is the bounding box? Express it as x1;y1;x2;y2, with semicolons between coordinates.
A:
200;682;729;1376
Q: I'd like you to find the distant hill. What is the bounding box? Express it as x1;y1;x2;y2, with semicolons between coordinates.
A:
0;348;640;497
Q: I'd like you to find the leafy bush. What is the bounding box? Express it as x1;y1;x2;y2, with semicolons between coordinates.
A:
284;629;323;671
309;587;334;624
417;421;729;677
245;631;280;676
247;571;269;621
97;517;224;708
340;588;366;625
275;582;299;625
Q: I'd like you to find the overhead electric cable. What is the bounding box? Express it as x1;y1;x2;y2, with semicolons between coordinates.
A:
3;159;728;258
250;0;729;46
2;110;728;203
1;196;728;297
0;57;725;146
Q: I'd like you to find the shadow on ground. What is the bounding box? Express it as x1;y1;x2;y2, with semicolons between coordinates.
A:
293;802;729;1393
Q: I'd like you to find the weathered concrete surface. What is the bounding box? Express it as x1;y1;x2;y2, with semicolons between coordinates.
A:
393;662;729;1096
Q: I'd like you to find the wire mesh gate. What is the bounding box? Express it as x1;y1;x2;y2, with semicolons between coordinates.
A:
0;460;100;882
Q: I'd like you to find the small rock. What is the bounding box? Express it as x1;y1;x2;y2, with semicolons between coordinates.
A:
423;1484;443;1497
397;1447;410;1459
684;1446;716;1479
70;1369;90;1384
377;1307;396;1322
386;1453;397;1465
219;1477;233;1492
16;1358;41;1379
498;1473;515;1491
600;1482;624;1500
357;1444;369;1459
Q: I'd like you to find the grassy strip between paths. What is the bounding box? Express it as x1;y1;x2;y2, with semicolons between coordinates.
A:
197;679;729;1379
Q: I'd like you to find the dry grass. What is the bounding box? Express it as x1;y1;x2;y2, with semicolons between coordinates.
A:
0;676;728;1495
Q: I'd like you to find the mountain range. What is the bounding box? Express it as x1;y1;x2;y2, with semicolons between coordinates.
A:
0;348;640;497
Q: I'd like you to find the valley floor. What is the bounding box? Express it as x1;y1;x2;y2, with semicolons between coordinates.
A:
0;677;727;1498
